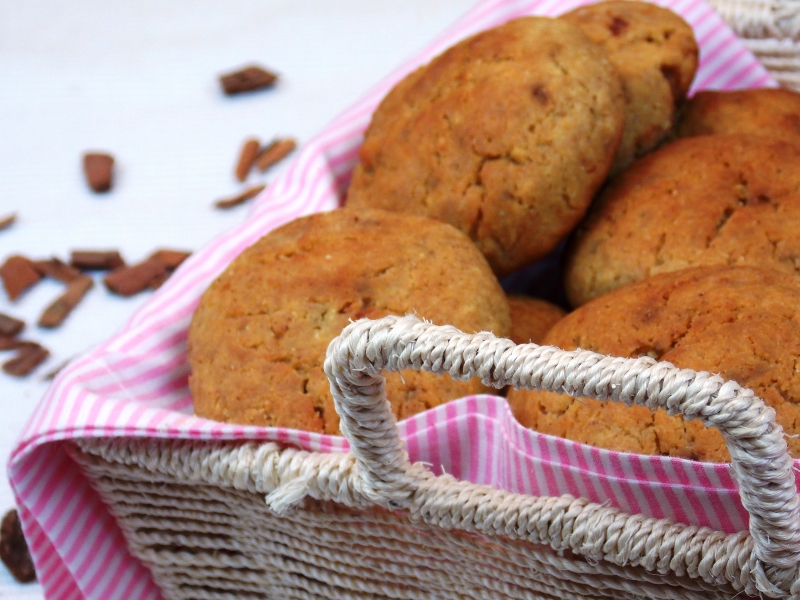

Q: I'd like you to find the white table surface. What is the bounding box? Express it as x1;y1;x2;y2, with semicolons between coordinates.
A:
0;0;478;595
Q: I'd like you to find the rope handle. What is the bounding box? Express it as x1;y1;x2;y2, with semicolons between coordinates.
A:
324;314;800;595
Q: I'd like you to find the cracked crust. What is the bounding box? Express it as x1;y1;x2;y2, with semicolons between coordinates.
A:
188;208;511;434
507;265;800;462
565;134;800;307
562;0;699;175
346;16;625;277
676;88;800;140
508;295;567;345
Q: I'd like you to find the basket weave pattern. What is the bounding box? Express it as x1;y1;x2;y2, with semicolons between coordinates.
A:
708;0;800;88
73;316;800;599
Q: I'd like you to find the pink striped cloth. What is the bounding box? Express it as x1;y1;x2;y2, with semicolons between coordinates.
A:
7;0;779;598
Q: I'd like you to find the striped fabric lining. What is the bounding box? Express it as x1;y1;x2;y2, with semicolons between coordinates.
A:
7;0;778;597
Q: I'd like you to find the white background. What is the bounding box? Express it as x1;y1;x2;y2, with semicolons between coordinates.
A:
0;0;477;595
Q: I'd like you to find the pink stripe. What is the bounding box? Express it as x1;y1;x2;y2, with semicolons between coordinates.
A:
578;446;608;508
466;397;481;484
701;30;745;72
484;405;497;486
687;4;716;34
613;455;646;516
405;415;418;464
711;489;740;533
696;45;749;90
696;19;727;48
716;56;762;89
47;485;97;552
528;427;551;497
447;403;465;480
425;410;443;476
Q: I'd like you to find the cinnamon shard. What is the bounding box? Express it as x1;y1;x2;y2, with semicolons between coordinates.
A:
3;342;48;377
0;337;24;351
219;65;277;95
35;258;82;283
148;249;191;270
71;250;125;271
0;509;36;583
235;138;261;181
147;270;171;290
214;184;266;209
256;138;296;172
141;249;191;289
38;275;94;328
42;358;71;381
0;313;24;338
104;258;167;296
1;256;42;301
0;214;16;233
83;153;115;193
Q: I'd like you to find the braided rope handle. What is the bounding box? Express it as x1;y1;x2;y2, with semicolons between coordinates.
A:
324;314;800;597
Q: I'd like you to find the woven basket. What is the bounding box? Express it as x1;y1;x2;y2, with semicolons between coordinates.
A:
708;0;800;88
70;315;800;600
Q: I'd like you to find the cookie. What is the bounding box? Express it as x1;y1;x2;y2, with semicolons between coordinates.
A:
508;296;567;345
346;16;625;277
562;0;699;175
188;208;511;434
507;265;800;462
565;134;800;306
676;88;800;140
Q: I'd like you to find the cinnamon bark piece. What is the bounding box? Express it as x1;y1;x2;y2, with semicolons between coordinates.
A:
0;509;36;583
0;313;24;338
0;256;42;301
82;153;114;193
0;337;24;351
41;357;71;381
256;138;296;171
35;258;82;283
0;214;16;233
147;270;171;290
103;258;167;296
219;66;277;95
3;343;48;377
38;275;94;328
235;138;260;181
70;250;125;271
214;184;266;209
148;249;191;270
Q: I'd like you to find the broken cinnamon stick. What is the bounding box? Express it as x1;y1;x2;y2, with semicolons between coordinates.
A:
0;509;37;583
104;258;167;296
0;313;24;338
235;138;260;181
147;270;171;290
38;275;94;328
214;184;266;209
148;249;191;270
256;138;296;172
3;343;48;377
83;152;115;193
0;214;16;233
42;358;71;381
0;256;42;301
35;258;82;283
0;337;24;351
219;66;278;95
70;250;125;271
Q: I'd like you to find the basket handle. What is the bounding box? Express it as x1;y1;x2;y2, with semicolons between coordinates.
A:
324;314;800;595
